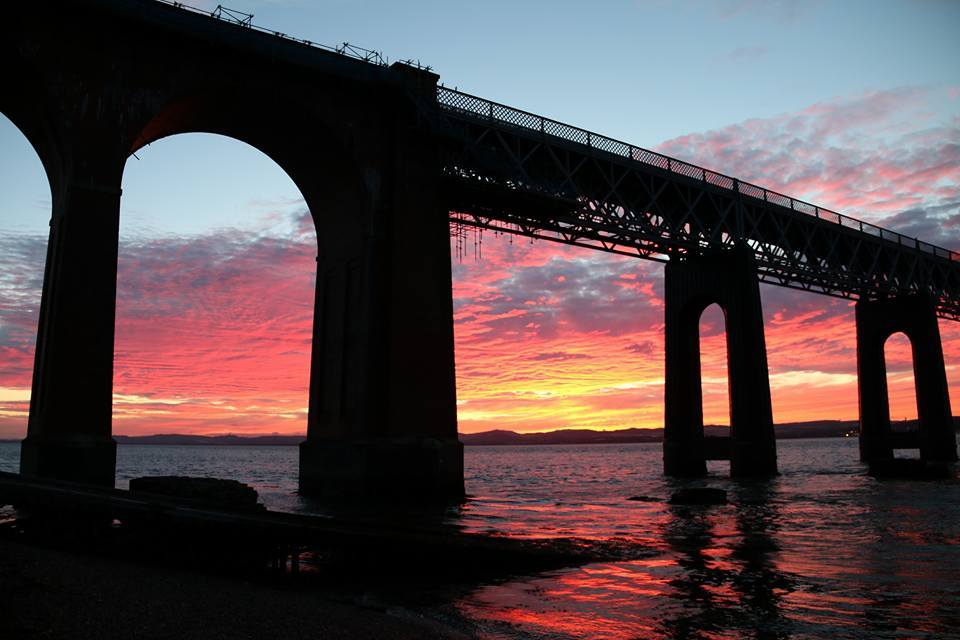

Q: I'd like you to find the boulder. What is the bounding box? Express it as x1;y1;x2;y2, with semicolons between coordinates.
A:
129;476;263;510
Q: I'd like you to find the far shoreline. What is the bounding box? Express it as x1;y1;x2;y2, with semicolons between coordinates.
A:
2;417;954;447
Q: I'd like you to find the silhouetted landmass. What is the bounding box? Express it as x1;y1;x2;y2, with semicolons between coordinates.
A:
461;418;960;446
112;434;304;446
457;422;858;446
0;418;952;447
106;418;958;446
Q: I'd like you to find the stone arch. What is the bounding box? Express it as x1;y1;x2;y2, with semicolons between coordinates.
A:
0;64;64;203
120;84;463;501
117;91;395;468
114;131;319;446
0;112;55;444
671;292;728;440
126;89;376;249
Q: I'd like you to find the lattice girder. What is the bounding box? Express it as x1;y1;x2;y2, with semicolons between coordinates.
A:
436;93;960;320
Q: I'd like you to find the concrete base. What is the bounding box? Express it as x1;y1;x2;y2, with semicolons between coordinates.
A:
299;437;464;503
19;436;117;486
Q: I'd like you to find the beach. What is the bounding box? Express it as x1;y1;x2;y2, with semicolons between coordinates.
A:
0;535;471;640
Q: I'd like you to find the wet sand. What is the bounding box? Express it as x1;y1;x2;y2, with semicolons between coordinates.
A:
0;537;473;640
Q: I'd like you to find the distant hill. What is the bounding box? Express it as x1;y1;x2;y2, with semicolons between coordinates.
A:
460;418;960;446
113;434;304;446
458;420;860;446
37;417;950;448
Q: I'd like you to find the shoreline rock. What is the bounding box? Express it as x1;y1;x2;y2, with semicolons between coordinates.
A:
129;476;263;510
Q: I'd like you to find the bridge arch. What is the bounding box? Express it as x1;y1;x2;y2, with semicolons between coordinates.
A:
0;69;63;202
698;303;732;433
884;332;919;425
670;294;731;438
0;113;54;442
127;90;376;239
114;131;318;448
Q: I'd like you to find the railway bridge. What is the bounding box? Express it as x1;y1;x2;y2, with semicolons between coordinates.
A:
3;0;957;501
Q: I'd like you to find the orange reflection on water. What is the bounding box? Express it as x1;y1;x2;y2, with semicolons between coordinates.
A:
461;560;668;640
455;441;960;639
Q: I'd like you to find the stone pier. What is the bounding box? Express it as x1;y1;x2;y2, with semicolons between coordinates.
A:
855;294;957;463
663;248;777;477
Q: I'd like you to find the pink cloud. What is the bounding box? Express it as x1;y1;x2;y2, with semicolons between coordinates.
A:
655;87;960;247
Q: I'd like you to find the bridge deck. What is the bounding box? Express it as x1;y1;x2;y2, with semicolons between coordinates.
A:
436;88;960;319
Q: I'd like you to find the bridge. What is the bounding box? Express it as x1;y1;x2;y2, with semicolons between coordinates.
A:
3;0;956;501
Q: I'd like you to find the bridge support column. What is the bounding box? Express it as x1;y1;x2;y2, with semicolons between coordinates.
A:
299;67;463;503
855;294;957;463
20;177;121;486
663;248;777;477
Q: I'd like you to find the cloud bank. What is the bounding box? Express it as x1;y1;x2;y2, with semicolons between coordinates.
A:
1;86;958;437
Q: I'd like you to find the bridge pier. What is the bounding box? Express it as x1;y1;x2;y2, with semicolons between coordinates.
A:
855;294;957;463
299;67;464;503
663;248;777;477
20;172;122;486
298;192;464;501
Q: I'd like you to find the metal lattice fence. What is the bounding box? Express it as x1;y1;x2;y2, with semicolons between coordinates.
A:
436;86;957;263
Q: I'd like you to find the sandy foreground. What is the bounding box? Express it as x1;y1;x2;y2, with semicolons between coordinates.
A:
0;537;475;640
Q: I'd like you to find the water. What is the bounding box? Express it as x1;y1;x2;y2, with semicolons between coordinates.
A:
1;438;958;639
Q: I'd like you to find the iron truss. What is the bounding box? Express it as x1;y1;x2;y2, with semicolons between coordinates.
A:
435;87;960;321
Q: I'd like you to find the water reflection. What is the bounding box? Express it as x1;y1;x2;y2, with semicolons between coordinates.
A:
458;479;802;639
3;440;958;638
655;481;792;639
659;494;722;637
856;479;959;638
727;483;792;639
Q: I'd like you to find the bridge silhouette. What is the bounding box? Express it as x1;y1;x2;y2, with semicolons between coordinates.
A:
3;0;957;501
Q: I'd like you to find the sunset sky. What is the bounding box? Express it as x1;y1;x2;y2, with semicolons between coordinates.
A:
1;0;959;438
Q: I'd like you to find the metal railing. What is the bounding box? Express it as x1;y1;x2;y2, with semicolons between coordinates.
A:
210;4;252;27
436;86;958;263
155;0;389;66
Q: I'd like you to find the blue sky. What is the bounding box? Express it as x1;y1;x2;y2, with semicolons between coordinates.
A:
206;0;960;140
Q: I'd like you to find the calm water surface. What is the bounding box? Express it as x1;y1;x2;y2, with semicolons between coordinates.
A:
1;438;958;639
